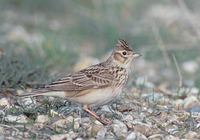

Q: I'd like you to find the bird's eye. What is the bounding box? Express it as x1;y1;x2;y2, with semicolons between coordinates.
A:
122;51;127;56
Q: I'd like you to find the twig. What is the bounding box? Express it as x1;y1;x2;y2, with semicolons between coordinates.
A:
172;54;183;87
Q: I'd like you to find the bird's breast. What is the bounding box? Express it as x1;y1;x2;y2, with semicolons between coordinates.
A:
113;68;128;87
69;86;122;107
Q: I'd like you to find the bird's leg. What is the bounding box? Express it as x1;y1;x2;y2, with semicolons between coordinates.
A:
83;105;112;125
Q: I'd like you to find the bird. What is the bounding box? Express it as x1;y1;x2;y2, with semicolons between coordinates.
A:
19;39;141;125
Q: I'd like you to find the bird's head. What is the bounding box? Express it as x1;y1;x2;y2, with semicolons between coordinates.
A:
108;39;141;68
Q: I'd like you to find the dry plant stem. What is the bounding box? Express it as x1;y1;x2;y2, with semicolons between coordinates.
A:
172;54;183;88
151;20;171;67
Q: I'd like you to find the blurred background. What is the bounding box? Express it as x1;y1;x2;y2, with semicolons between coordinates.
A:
0;0;200;92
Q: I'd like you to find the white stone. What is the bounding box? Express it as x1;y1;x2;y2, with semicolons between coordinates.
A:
148;134;164;140
75;138;83;140
165;135;180;140
50;131;77;140
133;122;153;136
35;115;49;124
50;134;70;140
5;115;28;123
0;98;10;108
123;114;134;122
184;131;198;139
18;97;36;109
52;116;80;130
126;132;148;140
0;126;4;134
52;119;69;128
101;105;112;112
96;127;107;139
184;96;200;109
112;120;128;138
73;119;80;130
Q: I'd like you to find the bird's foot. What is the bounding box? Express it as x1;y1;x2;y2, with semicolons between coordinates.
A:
83;105;112;125
98;115;112;125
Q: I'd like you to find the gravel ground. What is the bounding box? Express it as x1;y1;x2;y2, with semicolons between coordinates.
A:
0;83;199;139
0;1;200;139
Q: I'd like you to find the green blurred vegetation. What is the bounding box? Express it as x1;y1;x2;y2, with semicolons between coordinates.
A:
0;0;200;89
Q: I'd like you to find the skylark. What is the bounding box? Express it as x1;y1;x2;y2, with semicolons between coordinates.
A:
20;39;141;124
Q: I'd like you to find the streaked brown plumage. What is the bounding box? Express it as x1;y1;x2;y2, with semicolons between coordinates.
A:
19;39;141;124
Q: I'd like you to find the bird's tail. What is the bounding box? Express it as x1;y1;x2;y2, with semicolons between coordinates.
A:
17;89;50;97
17;89;66;98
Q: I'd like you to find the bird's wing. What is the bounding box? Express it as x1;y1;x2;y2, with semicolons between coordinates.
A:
45;65;115;92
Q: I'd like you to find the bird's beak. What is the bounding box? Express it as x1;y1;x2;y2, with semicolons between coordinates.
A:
132;53;142;58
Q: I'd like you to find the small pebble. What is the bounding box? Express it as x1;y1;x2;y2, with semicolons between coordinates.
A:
184;131;198;139
148;134;164;140
52;116;80;130
165;135;180;140
126;132;148;140
17;97;36;109
133;123;153;136
112;119;128;138
0;98;10;108
123;114;134;122
50;134;70;140
0;127;4;134
91;124;104;137
5;115;28;123
184;96;200;110
96;127;107;139
35;115;49;124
